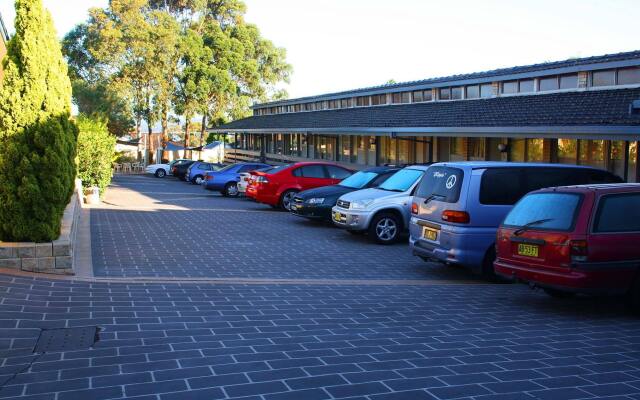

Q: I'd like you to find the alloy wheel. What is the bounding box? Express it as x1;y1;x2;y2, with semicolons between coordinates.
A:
375;217;397;241
227;183;239;197
282;191;295;211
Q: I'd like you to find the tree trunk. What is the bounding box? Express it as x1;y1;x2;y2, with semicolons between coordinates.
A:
161;102;169;162
184;119;191;159
199;114;207;160
147;123;153;165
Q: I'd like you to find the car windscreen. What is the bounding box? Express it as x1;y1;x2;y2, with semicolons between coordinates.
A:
378;169;424;192
339;171;378;189
503;193;582;231
415;166;464;203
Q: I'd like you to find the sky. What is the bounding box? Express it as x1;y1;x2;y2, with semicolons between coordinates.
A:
1;0;639;100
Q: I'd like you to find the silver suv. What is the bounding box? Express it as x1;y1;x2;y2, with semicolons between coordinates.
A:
331;165;429;244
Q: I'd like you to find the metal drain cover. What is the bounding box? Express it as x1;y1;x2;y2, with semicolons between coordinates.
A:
33;327;99;353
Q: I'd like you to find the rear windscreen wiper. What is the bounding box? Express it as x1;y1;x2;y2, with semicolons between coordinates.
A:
424;194;445;204
513;218;554;236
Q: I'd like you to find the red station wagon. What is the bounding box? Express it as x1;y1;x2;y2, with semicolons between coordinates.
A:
246;162;353;210
495;184;640;309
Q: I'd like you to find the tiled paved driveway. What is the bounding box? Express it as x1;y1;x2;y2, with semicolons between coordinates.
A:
1;175;639;400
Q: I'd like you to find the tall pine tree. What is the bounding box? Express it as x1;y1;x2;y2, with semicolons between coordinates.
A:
0;0;78;242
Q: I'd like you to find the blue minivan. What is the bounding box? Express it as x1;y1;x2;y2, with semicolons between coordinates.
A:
409;162;622;277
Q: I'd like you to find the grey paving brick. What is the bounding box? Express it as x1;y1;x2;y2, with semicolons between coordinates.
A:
264;388;331;400
125;379;188;397
326;382;391;398
57;386;123;400
286;374;348;389
428;384;492;399
224;381;289;397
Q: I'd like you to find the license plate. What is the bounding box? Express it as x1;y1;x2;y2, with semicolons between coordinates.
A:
422;227;438;241
333;211;344;222
517;243;539;258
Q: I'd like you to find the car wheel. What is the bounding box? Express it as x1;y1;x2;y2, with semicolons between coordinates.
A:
369;212;400;244
193;175;204;185
154;169;166;178
223;182;239;197
543;288;576;298
481;247;497;280
279;190;298;211
625;275;640;314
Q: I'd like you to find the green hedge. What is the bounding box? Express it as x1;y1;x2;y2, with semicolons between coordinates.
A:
76;115;116;196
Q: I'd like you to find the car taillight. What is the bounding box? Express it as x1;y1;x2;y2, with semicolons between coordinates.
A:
255;176;269;183
442;210;470;224
205;175;213;181
569;240;588;262
411;202;419;215
172;167;177;173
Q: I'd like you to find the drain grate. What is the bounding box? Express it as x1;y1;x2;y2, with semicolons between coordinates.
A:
33;327;100;353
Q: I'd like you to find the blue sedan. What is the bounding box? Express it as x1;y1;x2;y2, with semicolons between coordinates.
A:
203;162;271;196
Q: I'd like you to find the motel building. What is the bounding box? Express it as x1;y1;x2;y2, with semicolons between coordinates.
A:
214;51;640;182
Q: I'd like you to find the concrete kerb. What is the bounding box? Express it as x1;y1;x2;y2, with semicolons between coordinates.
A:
0;179;83;275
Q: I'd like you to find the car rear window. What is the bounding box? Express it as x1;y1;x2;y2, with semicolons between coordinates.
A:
415;166;463;203
593;193;640;233
503;193;583;231
267;164;291;174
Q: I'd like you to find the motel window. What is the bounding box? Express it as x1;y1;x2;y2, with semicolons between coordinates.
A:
509;139;526;162
402;92;411;103
340;98;351;108
449;137;465;161
579;140;605;168
592;69;616;87
502;81;518;94
412;90;423;102
466;85;480;99
392;92;411;104
609;141;626;178
371;94;387;105
629;142;638;182
468;138;485;160
480;84;493;98
295;104;302;112
451;87;463;100
539;76;559;91
618;67;640;85
439;88;451;100
518;79;534;93
526;139;544;162
557;139;577;164
329;100;338;109
559;74;578;89
356;96;369;107
423;90;433;101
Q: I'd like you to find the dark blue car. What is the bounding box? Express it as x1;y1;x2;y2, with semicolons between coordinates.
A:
203;162;271;196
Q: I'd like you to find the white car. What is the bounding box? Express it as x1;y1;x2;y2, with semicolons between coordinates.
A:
238;167;273;194
145;159;191;178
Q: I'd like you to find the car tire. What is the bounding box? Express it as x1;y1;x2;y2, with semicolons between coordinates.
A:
154;169;166;178
223;182;239;197
279;190;298;211
543;288;576;298
625;275;640;313
481;247;498;281
192;175;204;185
369;212;401;245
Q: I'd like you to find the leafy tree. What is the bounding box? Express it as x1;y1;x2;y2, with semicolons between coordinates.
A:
0;0;78;242
76;115;116;196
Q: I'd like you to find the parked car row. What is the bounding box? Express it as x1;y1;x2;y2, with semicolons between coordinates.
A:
149;158;639;311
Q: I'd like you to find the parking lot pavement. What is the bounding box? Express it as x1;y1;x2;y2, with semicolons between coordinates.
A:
2;174;640;400
1;273;640;400
91;175;473;280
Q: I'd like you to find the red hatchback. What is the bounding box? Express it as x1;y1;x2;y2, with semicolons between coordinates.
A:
495;184;640;309
246;162;353;210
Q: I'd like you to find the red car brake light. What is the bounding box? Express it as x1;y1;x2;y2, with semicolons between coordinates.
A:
255;176;269;184
442;210;470;224
569;240;588;262
205;175;214;181
411;202;419;215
